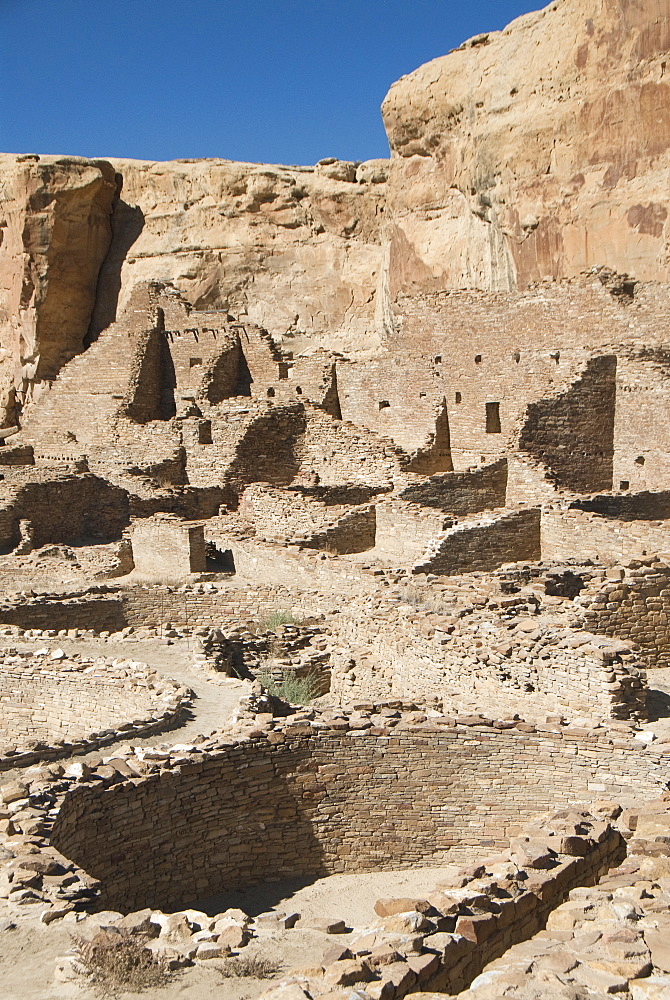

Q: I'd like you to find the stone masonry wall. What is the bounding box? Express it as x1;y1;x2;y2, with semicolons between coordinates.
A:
518;356;617;493
297;504;376;555
579;561;670;669
413;508;541;576
50;727;668;913
0;472;130;552
330;602;647;721
374;502;453;564
130;516;206;577
0;660;172;744
398;459;508;514
541;506;670;564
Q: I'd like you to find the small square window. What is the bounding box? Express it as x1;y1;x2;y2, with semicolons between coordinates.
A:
620;480;630;491
379;400;390;410
189;357;202;368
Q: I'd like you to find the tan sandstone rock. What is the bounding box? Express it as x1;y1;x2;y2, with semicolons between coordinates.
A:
381;0;670;298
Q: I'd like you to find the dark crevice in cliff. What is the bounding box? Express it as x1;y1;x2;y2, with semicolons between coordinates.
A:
86;171;145;347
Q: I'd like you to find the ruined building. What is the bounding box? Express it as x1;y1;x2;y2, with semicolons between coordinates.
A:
1;1;670;999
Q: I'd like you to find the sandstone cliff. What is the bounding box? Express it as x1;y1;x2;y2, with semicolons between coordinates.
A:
381;0;670;297
0;155;116;426
2;0;670;433
93;156;387;357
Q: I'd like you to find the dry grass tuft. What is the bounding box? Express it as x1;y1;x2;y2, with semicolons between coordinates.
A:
219;955;282;979
72;932;172;996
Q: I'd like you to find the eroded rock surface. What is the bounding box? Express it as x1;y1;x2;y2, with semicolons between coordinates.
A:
382;0;670;296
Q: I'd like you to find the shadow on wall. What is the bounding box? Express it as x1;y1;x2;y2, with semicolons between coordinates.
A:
86;177;145;345
519;356;617;493
223;404;308;505
0;475;130;553
571;490;670;521
399;458;508;514
51;741;329;912
48;729;663;915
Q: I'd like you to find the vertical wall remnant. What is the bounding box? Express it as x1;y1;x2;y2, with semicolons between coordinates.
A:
519;355;617;492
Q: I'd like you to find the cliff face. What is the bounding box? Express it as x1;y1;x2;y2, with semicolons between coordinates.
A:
2;0;670;433
93;157;388;357
0;155;116;425
381;0;670;297
0;154;387;429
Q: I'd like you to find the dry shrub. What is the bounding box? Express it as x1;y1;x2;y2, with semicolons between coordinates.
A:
72;931;172;996
219;955;282;979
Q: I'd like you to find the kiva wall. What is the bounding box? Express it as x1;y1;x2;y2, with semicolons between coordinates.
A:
51;728;668;913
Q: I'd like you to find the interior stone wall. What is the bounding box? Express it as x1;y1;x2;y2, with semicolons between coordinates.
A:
50;728;668;913
0;472;130;552
413;508;541;575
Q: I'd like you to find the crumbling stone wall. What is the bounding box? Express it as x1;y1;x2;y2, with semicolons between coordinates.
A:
297;505;376;555
541;505;670;564
299;405;403;486
330;600;647;721
412;508;540;576
519;356;617;493
579;561;670;669
374;501;453;564
398;459;508;513
50;727;667;912
0;472;129;552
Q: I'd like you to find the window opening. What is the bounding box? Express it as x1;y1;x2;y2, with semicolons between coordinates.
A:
485;401;501;433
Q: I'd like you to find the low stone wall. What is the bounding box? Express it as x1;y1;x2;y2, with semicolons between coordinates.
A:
330;601;648;721
413;508;541;576
541;505;670;563
374;501;453;564
0;653;191;769
297;504;376;554
0;594;126;632
398;458;508;514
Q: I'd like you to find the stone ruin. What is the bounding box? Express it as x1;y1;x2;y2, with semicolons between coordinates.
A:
1;0;670;998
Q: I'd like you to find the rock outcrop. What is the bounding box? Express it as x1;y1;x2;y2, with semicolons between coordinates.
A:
381;0;670;296
91;156;388;356
2;0;670;433
0;155;116;425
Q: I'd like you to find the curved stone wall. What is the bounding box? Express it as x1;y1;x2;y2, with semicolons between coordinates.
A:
51;723;669;912
0;653;190;768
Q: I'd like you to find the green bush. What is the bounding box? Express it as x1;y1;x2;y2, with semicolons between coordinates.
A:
259;610;297;631
257;669;321;705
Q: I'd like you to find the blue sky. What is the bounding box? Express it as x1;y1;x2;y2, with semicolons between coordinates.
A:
1;0;541;165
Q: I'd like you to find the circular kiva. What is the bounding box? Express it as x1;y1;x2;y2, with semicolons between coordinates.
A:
38;708;670;914
0;651;191;770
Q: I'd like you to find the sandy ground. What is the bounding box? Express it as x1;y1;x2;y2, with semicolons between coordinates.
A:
0;858;477;1000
